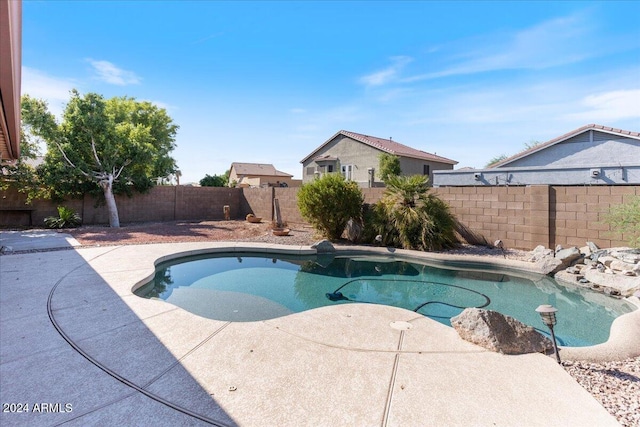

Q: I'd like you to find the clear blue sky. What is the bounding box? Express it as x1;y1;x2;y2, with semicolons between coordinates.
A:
22;1;640;183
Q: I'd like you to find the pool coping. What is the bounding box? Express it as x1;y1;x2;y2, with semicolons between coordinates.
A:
134;241;640;363
2;240;628;426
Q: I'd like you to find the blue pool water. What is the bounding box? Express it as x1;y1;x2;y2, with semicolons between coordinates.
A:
134;252;636;347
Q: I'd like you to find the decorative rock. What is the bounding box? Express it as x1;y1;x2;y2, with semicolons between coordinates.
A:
622;254;640;264
610;260;637;272
582;269;640;297
591;249;608;262
598;256;616;267
556;247;581;264
579;245;592;257
534;256;563;275
528;245;553;262
587;241;600;253
536;246;581;275
345;219;362;242
311;240;335;253
622;270;635;276
565;266;581;274
450;308;553;355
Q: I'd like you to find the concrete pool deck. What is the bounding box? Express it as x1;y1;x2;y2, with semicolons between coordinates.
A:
0;241;631;426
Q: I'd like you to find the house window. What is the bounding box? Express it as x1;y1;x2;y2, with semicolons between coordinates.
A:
341;164;353;180
423;165;430;176
327;164;334;173
306;166;315;176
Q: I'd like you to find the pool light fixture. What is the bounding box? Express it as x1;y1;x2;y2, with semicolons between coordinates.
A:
536;304;561;364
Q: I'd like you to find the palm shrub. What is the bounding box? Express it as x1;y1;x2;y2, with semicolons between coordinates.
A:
44;206;82;229
297;173;364;240
367;175;458;251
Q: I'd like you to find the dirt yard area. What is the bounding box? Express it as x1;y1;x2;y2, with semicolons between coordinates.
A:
66;220;319;247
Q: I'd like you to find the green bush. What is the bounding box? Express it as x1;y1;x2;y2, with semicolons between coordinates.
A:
44;206;82;229
365;175;458;251
297;173;364;240
604;196;640;248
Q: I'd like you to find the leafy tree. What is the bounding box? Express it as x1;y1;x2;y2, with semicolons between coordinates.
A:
200;170;229;187
524;140;543;150
366;175;458;251
379;153;401;182
486;140;542;167
485;154;507;167
0;126;47;203
21;91;178;227
297;173;364;240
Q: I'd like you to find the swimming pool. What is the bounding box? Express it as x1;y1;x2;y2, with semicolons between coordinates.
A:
134;252;636;347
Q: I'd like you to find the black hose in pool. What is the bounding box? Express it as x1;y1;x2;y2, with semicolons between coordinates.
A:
326;278;491;313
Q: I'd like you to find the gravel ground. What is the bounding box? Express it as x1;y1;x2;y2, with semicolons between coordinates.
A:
563;358;640;427
11;220;640;424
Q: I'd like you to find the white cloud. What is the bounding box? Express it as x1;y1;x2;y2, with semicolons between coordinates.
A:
404;13;599;82
567;89;640;121
87;59;141;85
21;66;76;118
289;108;307;114
359;56;413;87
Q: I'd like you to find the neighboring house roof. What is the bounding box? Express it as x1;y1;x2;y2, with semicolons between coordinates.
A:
301;130;458;165
490;124;640;168
230;162;293;177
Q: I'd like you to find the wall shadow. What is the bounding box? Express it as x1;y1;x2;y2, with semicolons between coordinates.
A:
0;245;237;426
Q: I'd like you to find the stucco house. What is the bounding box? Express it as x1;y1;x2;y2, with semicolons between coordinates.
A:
300;130;457;187
433;124;640;186
229;162;294;188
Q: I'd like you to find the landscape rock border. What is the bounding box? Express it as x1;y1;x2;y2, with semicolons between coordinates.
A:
529;242;640;298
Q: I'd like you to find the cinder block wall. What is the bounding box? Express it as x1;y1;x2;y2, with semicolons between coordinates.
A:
1;186;243;226
550;185;638;248
274;187;303;224
434;185;639;250
2;185;638;251
241;188;274;220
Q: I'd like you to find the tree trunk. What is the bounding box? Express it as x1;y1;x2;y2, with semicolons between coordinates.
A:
100;174;121;227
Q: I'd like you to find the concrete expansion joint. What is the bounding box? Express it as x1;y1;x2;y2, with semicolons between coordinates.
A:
381;330;405;426
267;321;490;355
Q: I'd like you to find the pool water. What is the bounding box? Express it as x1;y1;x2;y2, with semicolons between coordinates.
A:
134;252;636;347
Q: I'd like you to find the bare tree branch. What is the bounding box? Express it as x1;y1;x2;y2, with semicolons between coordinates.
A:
113;159;131;180
55;142;91;178
90;135;103;168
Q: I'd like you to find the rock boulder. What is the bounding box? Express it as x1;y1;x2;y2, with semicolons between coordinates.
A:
311;240;335;253
451;308;553;355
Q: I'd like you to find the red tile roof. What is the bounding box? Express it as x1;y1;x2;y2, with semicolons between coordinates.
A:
301;130;458;165
490;124;640;168
230;162;292;177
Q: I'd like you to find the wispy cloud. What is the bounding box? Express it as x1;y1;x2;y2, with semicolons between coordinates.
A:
193;32;224;44
21;66;76;118
87;59;141;85
359;56;413;87
567;89;640;121
404;13;600;82
289;108;307;114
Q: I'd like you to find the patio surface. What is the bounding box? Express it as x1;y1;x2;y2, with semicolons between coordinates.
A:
0;237;625;426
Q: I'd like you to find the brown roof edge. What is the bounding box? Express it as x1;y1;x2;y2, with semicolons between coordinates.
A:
0;0;22;161
490;124;640;168
300;130;458;165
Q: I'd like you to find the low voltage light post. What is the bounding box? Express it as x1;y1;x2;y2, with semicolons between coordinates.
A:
536;304;561;364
